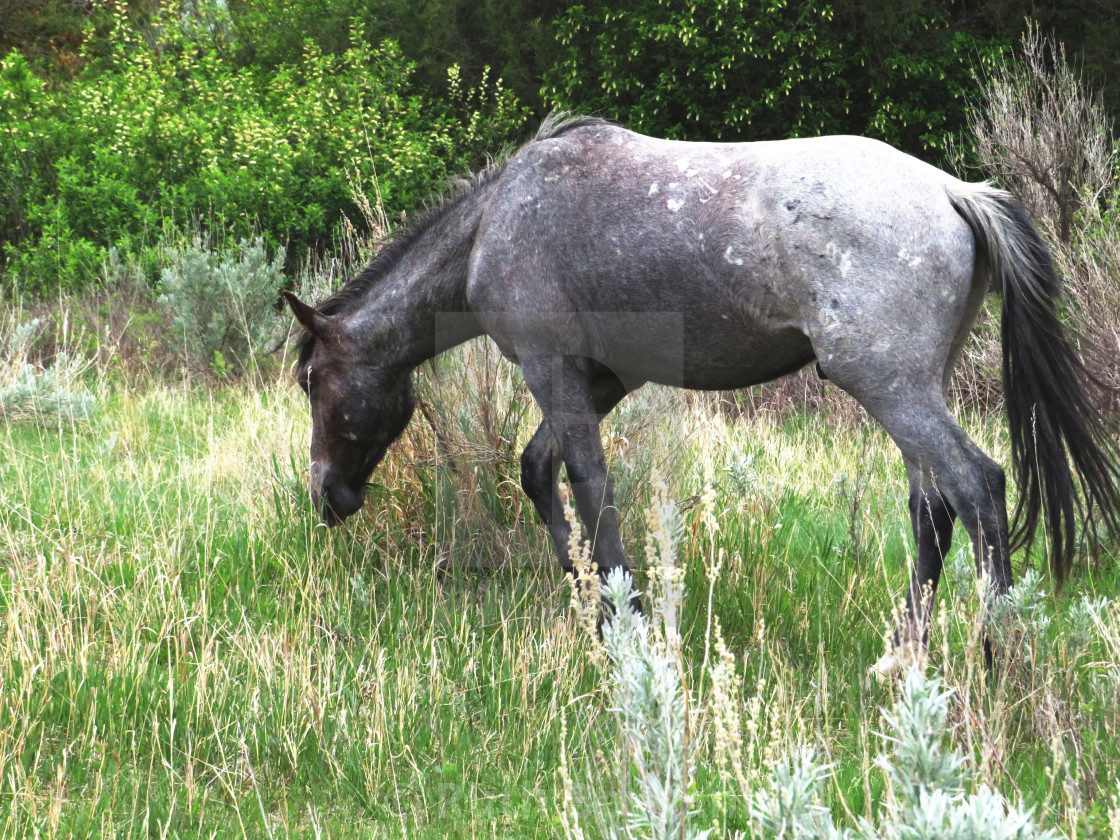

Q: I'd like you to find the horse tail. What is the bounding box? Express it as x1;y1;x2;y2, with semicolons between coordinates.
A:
949;182;1120;586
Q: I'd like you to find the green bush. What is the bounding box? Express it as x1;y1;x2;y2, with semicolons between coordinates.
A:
543;0;1005;155
0;3;526;295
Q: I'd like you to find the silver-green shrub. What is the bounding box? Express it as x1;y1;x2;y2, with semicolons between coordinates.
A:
601;566;710;840
0;318;95;423
749;670;1060;840
578;484;1063;840
750;748;848;840
158;236;286;373
988;570;1054;666
863;669;1060;840
877;669;964;800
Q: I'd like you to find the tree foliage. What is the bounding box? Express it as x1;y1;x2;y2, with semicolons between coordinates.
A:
543;0;1005;156
0;0;94;76
225;0;566;112
216;0;1120;149
966;0;1120;124
0;3;524;293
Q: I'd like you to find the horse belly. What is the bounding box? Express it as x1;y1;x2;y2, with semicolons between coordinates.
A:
557;295;816;391
680;322;816;389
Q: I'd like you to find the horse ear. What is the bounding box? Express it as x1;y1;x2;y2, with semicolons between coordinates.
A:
282;291;330;338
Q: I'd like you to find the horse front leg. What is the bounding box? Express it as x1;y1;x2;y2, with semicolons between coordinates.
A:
520;362;631;572
519;355;637;612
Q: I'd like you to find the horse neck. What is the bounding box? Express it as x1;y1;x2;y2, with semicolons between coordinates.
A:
356;189;489;369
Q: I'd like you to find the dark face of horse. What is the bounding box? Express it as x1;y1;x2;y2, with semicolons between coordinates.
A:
284;292;415;524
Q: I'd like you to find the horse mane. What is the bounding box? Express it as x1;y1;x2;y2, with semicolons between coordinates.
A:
533;112;614;142
294;114;613;370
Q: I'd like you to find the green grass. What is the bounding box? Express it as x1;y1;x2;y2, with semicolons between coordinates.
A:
1;340;1119;838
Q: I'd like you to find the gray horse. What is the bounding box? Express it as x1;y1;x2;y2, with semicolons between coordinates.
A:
284;115;1120;675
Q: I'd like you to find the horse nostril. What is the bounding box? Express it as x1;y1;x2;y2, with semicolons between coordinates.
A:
309;461;326;491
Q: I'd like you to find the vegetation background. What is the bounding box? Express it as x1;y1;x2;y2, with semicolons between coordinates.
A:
2;1;1120;838
2;0;1119;297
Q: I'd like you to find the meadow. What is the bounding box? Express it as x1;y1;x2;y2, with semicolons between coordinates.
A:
3;6;1120;836
2;315;1119;839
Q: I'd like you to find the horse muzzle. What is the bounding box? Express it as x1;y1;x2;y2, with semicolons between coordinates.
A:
310;462;365;525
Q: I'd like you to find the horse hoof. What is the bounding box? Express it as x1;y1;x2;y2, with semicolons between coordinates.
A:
869;650;903;683
868;644;927;683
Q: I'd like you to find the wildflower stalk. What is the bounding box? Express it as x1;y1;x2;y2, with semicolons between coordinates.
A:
560;481;602;655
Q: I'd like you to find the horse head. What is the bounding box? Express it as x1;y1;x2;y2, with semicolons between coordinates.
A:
283;292;415;525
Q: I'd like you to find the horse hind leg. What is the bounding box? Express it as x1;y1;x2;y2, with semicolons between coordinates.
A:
854;389;1012;679
871;461;957;679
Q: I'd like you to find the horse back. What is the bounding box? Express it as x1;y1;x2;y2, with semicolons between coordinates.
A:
467;123;981;390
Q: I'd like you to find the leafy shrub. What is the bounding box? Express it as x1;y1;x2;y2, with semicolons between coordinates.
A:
543;0;1005;154
157;236;286;374
0;3;526;294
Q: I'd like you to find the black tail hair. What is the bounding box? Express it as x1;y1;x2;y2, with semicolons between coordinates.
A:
951;184;1120;585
